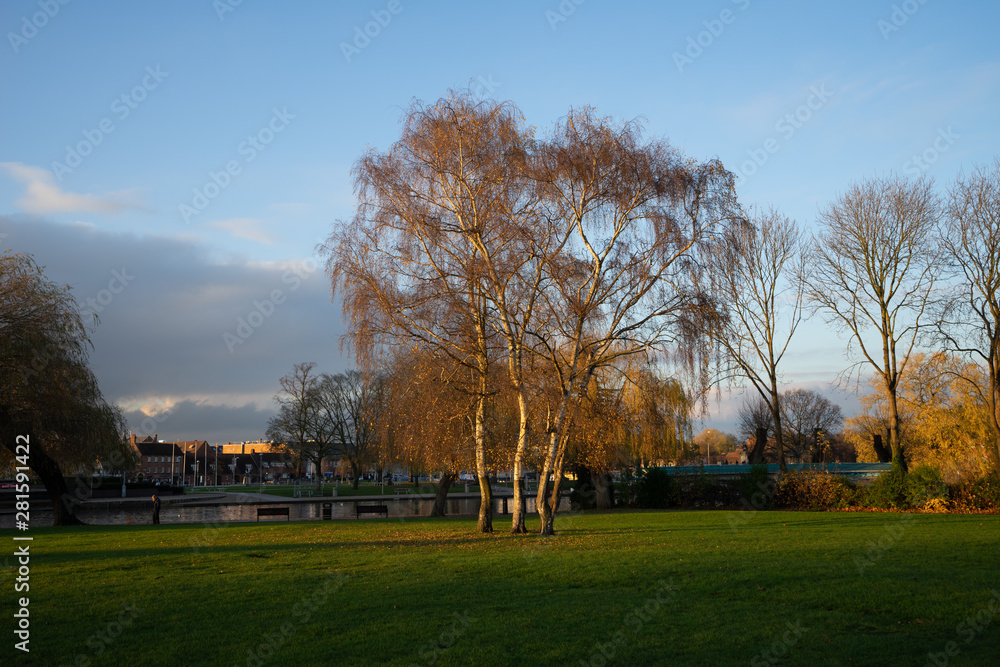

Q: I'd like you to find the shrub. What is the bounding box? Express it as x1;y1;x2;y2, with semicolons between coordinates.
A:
949;474;1000;512
687;468;714;506
858;464;908;509
619;467;641;507
569;467;598;510
738;465;774;509
904;464;948;509
636;467;674;509
775;471;855;510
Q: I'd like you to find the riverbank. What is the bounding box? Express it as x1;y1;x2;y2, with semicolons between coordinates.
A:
0;488;552;528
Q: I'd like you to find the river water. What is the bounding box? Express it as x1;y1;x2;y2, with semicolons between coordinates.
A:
0;495;568;528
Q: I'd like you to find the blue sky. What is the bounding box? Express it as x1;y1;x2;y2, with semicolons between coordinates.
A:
2;0;998;442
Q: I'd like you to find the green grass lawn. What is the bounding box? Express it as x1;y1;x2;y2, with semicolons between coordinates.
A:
2;511;998;666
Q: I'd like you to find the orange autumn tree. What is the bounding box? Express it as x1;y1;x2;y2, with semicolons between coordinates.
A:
937;158;1000;474
844;352;994;481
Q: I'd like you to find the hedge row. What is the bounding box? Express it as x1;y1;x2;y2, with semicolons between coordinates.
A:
622;465;1000;513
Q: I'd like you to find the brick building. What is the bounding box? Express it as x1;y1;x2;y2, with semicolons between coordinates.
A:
129;434;296;485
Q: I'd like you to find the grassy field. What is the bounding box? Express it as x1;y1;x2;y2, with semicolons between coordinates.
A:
2;510;998;666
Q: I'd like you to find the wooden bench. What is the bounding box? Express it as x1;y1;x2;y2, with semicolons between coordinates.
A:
394;487;411;495
356;504;389;518
257;507;290;521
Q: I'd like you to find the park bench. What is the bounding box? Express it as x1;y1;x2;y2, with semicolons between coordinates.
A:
257;507;290;521
394;487;412;495
356;504;389;518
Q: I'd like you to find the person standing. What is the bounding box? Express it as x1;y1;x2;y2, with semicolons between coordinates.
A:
151;494;161;524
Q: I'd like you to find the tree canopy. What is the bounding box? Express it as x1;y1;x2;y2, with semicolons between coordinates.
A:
806;175;941;470
326;90;739;534
0;251;132;525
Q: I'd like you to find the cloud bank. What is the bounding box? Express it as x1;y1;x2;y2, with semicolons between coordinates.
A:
1;215;348;442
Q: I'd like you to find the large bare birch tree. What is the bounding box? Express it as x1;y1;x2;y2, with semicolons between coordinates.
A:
328;95;739;534
325;92;532;532
529;108;740;534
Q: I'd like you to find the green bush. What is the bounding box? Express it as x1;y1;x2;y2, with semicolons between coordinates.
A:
904;464;948;508
859;463;908;509
636;467;674;509
619;467;641;507
739;465;774;509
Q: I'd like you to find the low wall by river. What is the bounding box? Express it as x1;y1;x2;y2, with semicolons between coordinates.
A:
0;495;570;528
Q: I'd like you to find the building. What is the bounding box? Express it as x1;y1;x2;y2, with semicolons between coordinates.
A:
128;434;296;485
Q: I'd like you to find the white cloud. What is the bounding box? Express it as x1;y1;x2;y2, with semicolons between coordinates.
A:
123;390;277;417
207;217;275;245
0;162;143;214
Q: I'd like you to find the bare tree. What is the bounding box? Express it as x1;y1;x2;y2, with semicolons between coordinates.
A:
322;370;387;490
779;388;843;461
805;175;942;469
266;362;338;492
529;108;740;534
327;96;738;535
737;394;772;464
710;209;805;472
937;159;1000;472
364;91;560;533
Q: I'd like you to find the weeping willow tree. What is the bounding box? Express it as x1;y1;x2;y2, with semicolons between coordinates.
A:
1;252;133;525
619;367;694;467
559;363;692;509
382;347;482;517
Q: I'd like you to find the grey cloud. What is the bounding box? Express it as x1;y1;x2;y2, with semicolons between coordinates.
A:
1;214;348;442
